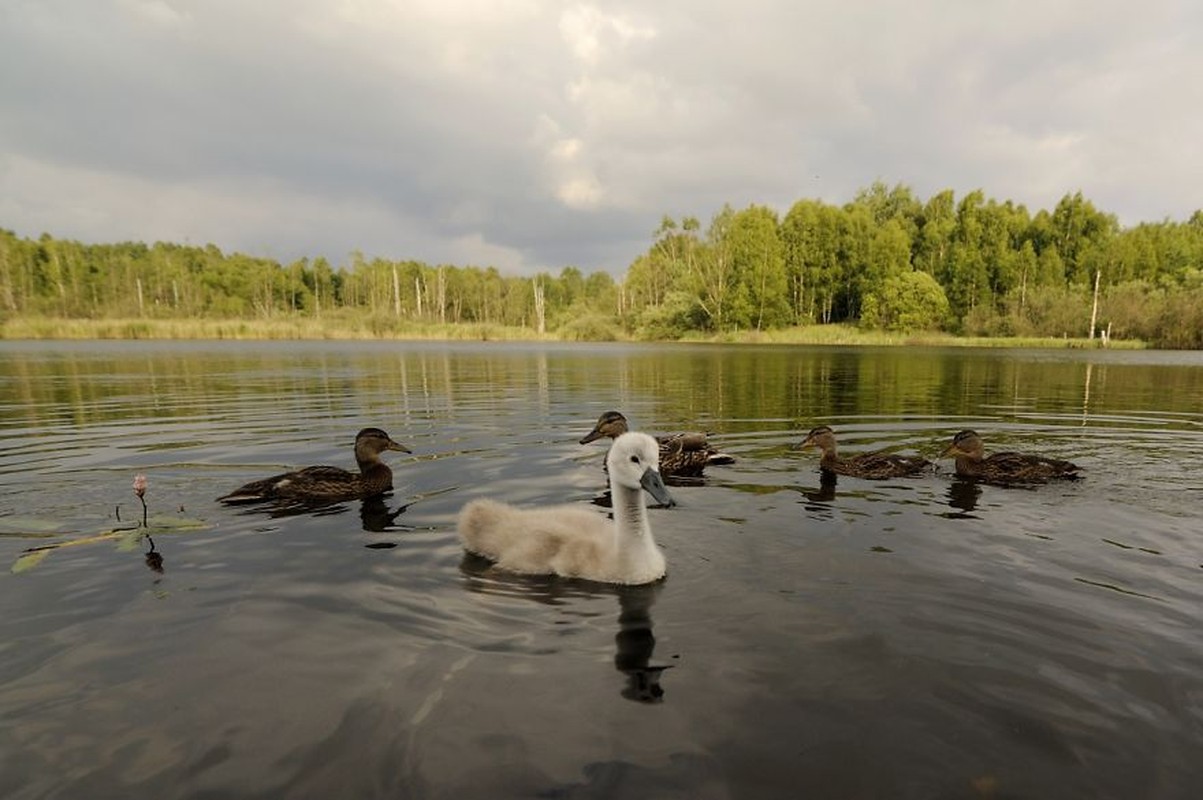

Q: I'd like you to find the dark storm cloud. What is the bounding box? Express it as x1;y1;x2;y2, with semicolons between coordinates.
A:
1;1;1200;276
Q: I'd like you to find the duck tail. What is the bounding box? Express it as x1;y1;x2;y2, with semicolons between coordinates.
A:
217;476;281;503
217;486;271;503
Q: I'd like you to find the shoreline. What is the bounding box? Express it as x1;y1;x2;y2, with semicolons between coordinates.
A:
0;316;1148;350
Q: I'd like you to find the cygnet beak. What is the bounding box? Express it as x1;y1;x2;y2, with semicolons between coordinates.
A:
639;467;676;507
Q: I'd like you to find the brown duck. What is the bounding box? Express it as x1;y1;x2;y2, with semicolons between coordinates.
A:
940;429;1081;483
580;411;734;478
218;427;411;503
797;425;932;479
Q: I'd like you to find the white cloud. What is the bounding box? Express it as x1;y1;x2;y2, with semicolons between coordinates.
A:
555;176;603;210
116;0;191;29
559;4;656;66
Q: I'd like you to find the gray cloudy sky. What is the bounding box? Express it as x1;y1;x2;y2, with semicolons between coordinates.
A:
2;1;1200;275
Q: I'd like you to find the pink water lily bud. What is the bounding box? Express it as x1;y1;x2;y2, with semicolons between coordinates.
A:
133;473;148;498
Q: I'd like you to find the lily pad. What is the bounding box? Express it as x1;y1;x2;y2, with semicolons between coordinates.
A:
115;529;146;552
9;515;213;574
0;516;76;536
11;549;52;574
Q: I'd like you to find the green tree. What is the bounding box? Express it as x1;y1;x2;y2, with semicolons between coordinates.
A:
915;189;956;278
860;270;951;331
726;205;788;330
861;218;912;304
1049;191;1117;285
687;205;737;330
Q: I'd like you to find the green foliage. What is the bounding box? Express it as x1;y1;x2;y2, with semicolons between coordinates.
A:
631;291;704;340
965;285;1092;338
1098;277;1203;348
556;313;621;341
781;199;848;324
860;271;951;332
726;205;789;330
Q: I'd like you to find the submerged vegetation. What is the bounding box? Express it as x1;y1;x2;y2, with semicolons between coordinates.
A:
2;182;1201;347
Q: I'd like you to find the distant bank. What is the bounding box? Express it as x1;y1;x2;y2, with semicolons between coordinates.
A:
0;315;1146;349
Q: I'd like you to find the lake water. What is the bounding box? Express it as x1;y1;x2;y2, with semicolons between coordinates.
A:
1;340;1201;799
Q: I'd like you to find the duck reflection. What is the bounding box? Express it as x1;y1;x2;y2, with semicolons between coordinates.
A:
805;469;839;503
358;495;409;532
946;477;983;518
459;556;672;704
227;495;411;533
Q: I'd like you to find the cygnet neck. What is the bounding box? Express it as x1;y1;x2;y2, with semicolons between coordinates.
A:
612;481;651;539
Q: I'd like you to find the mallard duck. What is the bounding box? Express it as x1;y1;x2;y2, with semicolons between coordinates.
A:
579;410;734;478
797;425;932;479
218;427;411;503
458;432;674;585
940;429;1082;483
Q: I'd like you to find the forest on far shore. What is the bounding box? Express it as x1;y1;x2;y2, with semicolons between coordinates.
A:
2;182;1202;348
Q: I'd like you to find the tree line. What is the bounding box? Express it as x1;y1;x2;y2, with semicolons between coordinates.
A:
624;184;1203;348
2;182;1202;347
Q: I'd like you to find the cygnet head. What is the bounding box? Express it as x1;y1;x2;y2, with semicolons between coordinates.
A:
606;432;675;507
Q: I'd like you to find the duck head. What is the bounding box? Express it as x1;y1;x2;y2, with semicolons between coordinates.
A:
941;430;983;459
607;432;675;507
796;425;836;453
580;410;631;444
353;428;412;462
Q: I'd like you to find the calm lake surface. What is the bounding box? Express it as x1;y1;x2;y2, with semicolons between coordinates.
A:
1;340;1201;799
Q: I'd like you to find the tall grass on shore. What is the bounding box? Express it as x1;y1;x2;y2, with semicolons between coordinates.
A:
0;315;549;342
680;324;1147;349
0;315;1145;349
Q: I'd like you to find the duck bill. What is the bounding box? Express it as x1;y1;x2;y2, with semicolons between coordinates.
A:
388;440;413;454
794;436;816;451
579;428;605;445
939;444;959;458
640;468;676;507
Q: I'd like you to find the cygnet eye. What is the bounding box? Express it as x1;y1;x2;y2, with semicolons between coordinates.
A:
629;455;640;464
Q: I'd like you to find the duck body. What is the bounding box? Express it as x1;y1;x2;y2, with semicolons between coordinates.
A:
458;431;673;585
218;428;411;503
580;410;733;478
941;430;1081;484
799;425;932;479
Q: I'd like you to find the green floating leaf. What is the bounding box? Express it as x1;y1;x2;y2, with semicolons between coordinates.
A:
146;516;210;532
8;514;213;572
115;530;146;552
11;549;52;574
0;516;73;535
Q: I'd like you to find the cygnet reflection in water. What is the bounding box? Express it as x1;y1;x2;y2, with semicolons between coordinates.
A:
614;583;671;703
459;557;672;703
